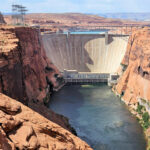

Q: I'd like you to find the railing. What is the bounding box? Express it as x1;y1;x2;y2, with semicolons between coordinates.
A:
64;78;108;84
63;72;120;86
40;24;150;35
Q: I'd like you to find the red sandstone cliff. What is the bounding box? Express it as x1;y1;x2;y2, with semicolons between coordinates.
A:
0;26;63;105
0;93;92;149
0;25;78;134
114;27;150;106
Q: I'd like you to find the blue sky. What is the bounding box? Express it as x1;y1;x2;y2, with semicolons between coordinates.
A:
1;0;150;13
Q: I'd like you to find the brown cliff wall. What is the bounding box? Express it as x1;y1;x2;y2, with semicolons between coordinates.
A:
0;26;78;134
114;27;150;106
0;26;63;105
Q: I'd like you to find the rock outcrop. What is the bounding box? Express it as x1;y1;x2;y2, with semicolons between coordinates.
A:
0;26;77;134
0;26;63;105
0;13;5;24
0;93;92;150
114;27;150;106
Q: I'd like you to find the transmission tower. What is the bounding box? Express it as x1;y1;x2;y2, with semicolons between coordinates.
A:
12;4;28;25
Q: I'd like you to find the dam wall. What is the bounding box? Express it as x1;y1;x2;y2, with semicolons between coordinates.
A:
42;33;129;73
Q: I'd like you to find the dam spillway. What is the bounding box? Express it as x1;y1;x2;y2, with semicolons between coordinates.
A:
42;32;129;74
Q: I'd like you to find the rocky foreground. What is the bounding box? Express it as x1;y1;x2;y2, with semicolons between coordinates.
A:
0;93;92;149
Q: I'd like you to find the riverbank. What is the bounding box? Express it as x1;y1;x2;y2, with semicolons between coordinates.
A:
112;27;150;150
129;107;150;150
113;89;150;150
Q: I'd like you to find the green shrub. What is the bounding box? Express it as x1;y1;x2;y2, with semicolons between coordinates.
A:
142;112;149;122
143;121;150;129
136;104;143;114
142;112;150;129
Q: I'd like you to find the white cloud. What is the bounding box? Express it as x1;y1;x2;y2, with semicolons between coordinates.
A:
0;0;150;13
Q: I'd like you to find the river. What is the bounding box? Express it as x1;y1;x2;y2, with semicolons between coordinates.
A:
49;84;146;150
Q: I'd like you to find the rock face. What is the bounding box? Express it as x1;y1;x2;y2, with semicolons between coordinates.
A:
0;25;77;133
0;13;5;24
0;93;92;150
0;26;63;105
114;27;150;106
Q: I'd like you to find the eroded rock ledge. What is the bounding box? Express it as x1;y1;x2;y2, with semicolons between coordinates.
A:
0;93;92;150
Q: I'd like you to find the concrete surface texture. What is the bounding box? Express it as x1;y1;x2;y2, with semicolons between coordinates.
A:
42;34;128;73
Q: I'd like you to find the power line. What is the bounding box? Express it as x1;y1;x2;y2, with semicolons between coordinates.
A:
12;4;28;25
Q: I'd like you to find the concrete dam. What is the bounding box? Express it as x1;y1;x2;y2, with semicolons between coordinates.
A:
42;33;128;73
42;32;129;83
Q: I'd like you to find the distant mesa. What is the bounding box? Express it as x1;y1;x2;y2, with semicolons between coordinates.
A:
100;13;150;21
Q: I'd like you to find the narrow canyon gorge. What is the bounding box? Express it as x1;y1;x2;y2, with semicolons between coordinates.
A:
0;22;92;149
0;12;150;149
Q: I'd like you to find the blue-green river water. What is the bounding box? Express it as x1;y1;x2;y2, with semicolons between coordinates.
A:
49;84;146;150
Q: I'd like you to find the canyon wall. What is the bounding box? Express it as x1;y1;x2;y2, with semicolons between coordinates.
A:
0;26;63;105
0;26;79;134
114;27;150;106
